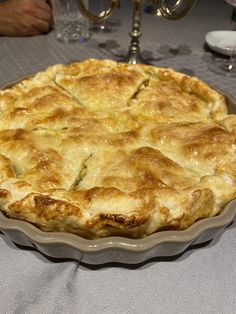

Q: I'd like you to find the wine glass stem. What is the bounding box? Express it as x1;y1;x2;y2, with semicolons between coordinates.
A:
99;0;106;30
228;47;236;71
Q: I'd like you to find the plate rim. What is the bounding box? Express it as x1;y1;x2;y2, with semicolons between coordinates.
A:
205;30;236;56
225;0;236;7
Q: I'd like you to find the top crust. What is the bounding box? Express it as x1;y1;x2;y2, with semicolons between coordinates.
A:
0;59;235;239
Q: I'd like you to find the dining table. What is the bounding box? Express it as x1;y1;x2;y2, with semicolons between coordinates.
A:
0;0;236;313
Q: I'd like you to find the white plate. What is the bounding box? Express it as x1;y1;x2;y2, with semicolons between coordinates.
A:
225;0;236;7
205;30;236;56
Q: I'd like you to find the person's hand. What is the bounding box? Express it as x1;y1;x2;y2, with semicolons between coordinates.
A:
0;0;53;36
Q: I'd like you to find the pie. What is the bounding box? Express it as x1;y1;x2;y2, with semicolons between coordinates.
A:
0;59;236;239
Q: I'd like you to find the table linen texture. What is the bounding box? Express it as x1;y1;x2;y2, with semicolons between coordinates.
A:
0;0;235;313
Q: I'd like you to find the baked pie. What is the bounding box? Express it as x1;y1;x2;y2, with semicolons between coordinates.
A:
0;59;236;239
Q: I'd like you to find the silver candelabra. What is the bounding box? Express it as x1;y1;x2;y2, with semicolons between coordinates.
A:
76;0;197;64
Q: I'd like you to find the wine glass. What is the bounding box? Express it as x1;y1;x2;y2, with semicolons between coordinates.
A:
208;46;236;77
90;0;120;34
90;0;111;33
206;0;236;78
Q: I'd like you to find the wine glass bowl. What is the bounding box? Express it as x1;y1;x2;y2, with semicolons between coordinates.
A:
90;0;119;34
208;49;236;77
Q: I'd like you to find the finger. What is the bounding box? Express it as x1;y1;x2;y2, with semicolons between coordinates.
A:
24;27;42;36
33;0;52;13
32;7;53;24
31;18;52;34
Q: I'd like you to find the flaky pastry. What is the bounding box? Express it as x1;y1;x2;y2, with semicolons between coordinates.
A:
0;59;236;239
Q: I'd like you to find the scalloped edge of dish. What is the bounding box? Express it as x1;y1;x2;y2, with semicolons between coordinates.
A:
0;78;236;265
0;200;235;264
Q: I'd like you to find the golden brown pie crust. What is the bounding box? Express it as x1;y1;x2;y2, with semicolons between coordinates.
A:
0;59;236;239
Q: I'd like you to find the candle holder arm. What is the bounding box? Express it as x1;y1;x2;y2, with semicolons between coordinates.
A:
76;0;120;22
154;0;197;20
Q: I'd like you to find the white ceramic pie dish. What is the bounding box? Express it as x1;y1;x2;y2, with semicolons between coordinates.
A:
0;81;236;265
205;30;236;56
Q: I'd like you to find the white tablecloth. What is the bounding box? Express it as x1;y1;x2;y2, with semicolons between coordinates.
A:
0;1;235;313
